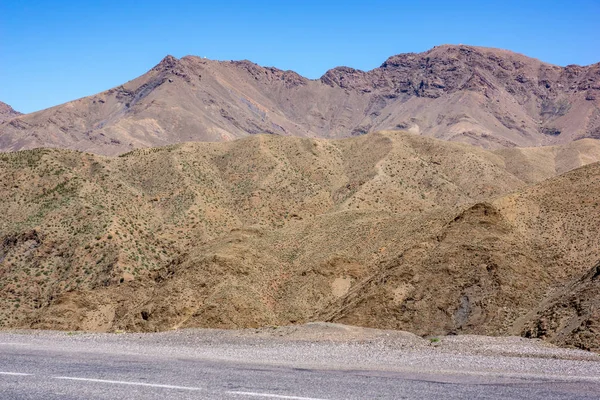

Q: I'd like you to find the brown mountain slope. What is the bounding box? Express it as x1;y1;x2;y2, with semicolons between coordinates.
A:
0;101;21;122
1;132;599;350
1;45;599;155
323;161;600;346
517;260;600;351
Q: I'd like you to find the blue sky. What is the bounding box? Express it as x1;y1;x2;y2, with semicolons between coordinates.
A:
2;0;599;113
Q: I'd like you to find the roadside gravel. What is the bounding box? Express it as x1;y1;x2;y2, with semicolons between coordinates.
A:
2;322;599;382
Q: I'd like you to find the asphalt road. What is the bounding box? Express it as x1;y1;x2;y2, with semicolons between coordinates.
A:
1;330;600;399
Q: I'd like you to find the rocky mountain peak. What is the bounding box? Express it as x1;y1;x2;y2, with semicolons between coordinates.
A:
0;101;22;122
152;55;180;72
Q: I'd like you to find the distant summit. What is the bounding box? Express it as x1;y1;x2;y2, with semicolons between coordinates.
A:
1;45;599;155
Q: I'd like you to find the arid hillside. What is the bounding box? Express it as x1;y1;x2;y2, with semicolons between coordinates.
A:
1;45;599;155
1;132;599;351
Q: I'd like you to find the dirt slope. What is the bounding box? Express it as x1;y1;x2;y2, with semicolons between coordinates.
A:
1;45;599;155
1;132;599;350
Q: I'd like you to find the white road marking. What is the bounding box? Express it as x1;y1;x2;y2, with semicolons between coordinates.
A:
53;376;203;391
0;372;33;376
0;343;27;345
228;391;329;400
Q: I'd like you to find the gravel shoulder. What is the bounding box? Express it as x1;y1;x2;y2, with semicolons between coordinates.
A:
2;322;599;379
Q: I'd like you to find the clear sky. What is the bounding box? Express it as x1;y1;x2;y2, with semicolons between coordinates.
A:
2;0;599;113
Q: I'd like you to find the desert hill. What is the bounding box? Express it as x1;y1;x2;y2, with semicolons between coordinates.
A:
1;45;599;155
1;131;599;351
0;101;21;122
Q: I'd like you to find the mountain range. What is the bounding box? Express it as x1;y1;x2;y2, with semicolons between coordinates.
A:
1;44;599;155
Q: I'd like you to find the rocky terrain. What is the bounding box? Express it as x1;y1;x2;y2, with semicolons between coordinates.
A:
1;45;599;155
1;131;599;351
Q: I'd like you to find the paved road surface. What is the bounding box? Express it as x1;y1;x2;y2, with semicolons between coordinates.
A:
1;328;600;399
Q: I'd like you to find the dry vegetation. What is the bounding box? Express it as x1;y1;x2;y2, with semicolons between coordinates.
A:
1;131;599;351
